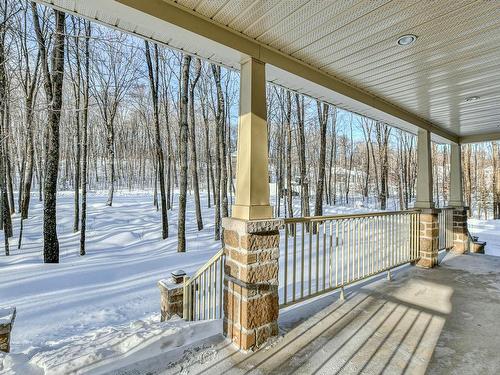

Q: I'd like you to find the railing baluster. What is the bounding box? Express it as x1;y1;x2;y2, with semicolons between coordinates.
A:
323;221;327;291
309;222;312;297
301;222;305;299
293;223;297;302
284;224;288;305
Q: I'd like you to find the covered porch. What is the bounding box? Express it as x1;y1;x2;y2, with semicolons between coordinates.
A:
37;0;500;363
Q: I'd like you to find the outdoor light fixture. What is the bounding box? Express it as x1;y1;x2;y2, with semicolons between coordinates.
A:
464;96;480;102
397;34;417;46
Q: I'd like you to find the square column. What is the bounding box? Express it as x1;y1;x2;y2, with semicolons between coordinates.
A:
222;217;282;351
232;57;273;220
417;209;440;268
449;143;464;207
452;207;469;254
415;129;435;209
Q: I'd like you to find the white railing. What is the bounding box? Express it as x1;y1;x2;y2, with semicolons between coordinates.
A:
183;248;225;321
438;208;454;250
280;210;420;308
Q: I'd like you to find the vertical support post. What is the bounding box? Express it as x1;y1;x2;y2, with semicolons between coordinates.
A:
452;207;468;254
448;142;468;254
222;218;283;351
415;129;434;209
232;57;273;220
449;143;464;207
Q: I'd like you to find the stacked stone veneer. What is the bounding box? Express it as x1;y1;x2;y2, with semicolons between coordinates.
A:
417;209;440;268
158;280;184;321
222;217;283;351
452;207;468;254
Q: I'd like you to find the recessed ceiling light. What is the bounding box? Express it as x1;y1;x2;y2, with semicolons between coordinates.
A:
464;96;480;102
397;34;417;46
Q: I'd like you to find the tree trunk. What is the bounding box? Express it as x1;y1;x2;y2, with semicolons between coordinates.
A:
285;91;293;218
177;54;191;252
32;5;66;263
315;101;328;216
295;94;309;217
145;41;168;238
211;64;224;240
80;21;91;256
189;58;203;230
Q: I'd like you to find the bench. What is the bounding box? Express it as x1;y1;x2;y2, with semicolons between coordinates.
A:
0;306;16;353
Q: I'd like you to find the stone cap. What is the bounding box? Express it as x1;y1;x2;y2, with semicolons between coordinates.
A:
158;279;183;291
222;217;284;235
171;270;186;284
417;208;442;214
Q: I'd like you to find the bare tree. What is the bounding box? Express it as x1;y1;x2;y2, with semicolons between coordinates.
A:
79;20;91;256
145;40;168;238
492;141;499;219
177;54;191;252
32;3;66;263
211;64;224;240
295;93;309;216
92;31;137;206
189;58;202;230
314;101;328;216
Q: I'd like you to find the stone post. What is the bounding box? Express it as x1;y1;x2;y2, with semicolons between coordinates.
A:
417;209;440;268
222;217;282;351
0;307;15;353
158;279;184;321
452;207;469;254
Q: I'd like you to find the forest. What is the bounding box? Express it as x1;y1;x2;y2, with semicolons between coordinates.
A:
0;0;499;263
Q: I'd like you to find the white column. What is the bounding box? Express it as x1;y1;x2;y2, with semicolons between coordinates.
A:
415;129;435;209
232;57;273;220
449;143;464;207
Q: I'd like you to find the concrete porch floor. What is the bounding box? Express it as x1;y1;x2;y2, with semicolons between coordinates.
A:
118;252;500;375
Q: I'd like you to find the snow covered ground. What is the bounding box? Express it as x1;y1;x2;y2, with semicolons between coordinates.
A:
0;190;498;374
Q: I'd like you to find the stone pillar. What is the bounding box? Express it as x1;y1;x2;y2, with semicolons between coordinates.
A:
0;307;15;353
158;279;184;321
232;57;273;220
222;217;282;351
415;129;435;209
417;209;440;268
452;207;469;254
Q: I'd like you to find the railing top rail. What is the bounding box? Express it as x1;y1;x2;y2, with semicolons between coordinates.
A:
283;209;420;224
185;247;224;284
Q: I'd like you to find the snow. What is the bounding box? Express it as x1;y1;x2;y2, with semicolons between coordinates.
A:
0;307;15;326
1;190;498;374
1;316;221;374
0;190;223;373
468;218;500;257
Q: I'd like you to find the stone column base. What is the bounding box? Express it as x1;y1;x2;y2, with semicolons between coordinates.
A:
0;307;15;353
222;217;283;351
416;209;440;269
158;280;184;321
452;207;468;254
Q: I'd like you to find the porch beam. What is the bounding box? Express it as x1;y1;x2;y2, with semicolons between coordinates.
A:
232;57;273;220
459;132;500;144
415;129;435;209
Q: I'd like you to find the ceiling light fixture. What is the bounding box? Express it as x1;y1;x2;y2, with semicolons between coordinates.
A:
397;34;417;46
464;96;480;102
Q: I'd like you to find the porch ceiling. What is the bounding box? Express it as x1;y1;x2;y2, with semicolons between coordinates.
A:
37;0;500;143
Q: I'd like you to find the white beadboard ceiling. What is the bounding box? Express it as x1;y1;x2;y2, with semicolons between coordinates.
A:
36;0;500;143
